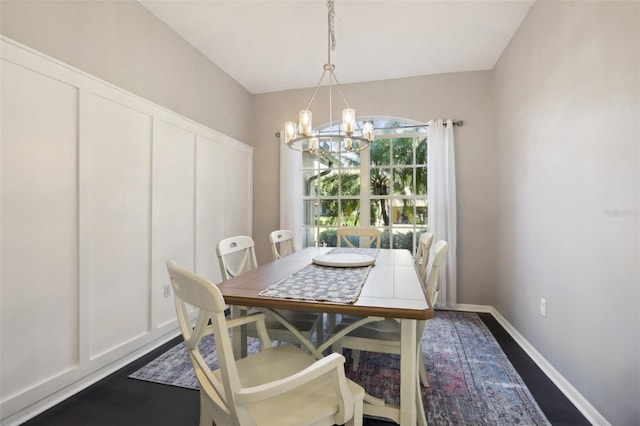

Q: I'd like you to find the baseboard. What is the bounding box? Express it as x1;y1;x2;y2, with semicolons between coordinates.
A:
0;330;182;426
450;304;608;426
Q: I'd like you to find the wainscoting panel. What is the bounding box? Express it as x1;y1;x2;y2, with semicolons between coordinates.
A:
151;119;196;328
0;57;80;401
0;37;253;425
195;135;227;284
86;94;153;360
225;142;253;237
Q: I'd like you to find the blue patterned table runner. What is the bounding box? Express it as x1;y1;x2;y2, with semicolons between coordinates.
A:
258;248;377;304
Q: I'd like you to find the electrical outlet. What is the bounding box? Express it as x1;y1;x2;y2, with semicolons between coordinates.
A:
164;283;171;298
539;298;547;317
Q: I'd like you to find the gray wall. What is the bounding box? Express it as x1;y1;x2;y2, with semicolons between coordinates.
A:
3;0;639;424
492;1;639;424
250;72;498;305
0;0;251;143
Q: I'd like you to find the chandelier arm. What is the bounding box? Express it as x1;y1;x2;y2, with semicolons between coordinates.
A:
304;69;328;111
330;71;351;110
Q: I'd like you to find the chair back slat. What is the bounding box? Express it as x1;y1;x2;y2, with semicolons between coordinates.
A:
415;232;434;282
336;227;381;249
216;236;258;280
269;229;295;260
425;240;448;307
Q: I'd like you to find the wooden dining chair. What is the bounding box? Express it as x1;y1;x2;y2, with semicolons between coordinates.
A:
216;235;322;347
166;260;364;426
269;229;296;260
414;232;434;282
331;240;449;388
336;227;382;249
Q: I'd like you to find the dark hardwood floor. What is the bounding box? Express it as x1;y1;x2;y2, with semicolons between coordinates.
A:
22;312;591;426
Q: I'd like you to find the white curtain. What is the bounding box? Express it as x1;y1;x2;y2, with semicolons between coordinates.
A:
427;119;457;308
279;133;304;251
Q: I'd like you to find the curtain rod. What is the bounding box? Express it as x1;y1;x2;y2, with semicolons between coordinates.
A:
275;120;462;138
374;120;463;130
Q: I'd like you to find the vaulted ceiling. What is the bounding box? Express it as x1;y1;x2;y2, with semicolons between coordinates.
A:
139;0;534;94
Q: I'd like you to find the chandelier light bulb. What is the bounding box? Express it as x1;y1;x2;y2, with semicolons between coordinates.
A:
299;110;312;136
284;121;297;143
363;120;374;141
342;108;355;134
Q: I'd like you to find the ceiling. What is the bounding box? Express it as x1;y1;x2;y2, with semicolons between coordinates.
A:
139;0;534;94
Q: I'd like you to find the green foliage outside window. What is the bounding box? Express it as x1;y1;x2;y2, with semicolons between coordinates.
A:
303;119;429;253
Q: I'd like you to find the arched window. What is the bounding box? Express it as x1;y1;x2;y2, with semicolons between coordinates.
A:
301;118;428;253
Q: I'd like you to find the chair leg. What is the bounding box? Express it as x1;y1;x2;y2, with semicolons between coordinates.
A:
419;355;429;388
346;388;365;426
199;391;215;426
416;378;427;426
351;349;361;371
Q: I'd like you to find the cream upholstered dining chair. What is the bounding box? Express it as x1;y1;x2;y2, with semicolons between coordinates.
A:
336;227;382;249
216;236;321;346
166;260;364;426
269;229;296;260
414;232;434;282
331;240;449;388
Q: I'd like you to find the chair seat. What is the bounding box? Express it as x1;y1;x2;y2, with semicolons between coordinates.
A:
244;309;321;343
212;345;364;424
333;316;403;343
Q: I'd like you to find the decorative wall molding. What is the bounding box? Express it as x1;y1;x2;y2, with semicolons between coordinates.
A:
0;36;252;425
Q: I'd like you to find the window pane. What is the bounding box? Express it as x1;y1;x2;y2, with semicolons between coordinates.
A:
392;137;413;165
370;168;390;196
317;199;338;225
303;200;319;225
393;167;414;195
318;227;337;247
370;199;390;226
380;228;391;249
341;169;360;196
340;199;360;226
370;139;390;166
392;228;414;250
391;199;414;225
415;199;428;225
416;166;427;195
340;150;361;167
416;137;427;165
302;227;317;247
317;169;339;196
303;170;319;197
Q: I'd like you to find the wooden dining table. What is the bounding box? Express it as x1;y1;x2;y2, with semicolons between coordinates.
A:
216;246;434;425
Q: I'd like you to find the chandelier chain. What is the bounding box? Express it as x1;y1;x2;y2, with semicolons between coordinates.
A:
328;0;336;52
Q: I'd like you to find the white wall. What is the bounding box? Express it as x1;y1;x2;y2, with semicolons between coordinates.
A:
492;1;639;424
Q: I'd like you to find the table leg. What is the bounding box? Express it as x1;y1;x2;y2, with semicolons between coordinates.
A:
401;319;424;425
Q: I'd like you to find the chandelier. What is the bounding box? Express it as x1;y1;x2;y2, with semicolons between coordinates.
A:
284;0;373;153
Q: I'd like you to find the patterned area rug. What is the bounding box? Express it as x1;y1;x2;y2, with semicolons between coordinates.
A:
130;311;550;425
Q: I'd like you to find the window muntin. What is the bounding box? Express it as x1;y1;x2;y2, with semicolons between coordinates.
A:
302;119;428;254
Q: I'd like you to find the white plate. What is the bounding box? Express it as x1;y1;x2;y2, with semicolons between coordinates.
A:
312;253;376;267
